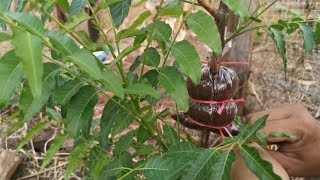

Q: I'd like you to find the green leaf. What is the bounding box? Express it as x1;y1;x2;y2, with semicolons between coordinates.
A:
52;79;84;105
165;142;197;158
43;0;60;11
20;63;60;121
221;0;250;18
208;150;236;180
136;125;152;144
65;49;102;80
46;107;62;121
58;0;70;12
16;0;28;12
135;144;155;156
69;0;87;17
182;149;221;180
159;0;184;17
0;32;10;41
124;83;161;99
64;12;91;32
128;10;151;30
267;132;297;140
114;132;133;155
99;100;134;150
110;0;132;28
297;21;315;54
163;125;179;146
5;119;24;135
110;103;135;136
5;12;45;35
270;28;287;74
171;40;202;85
109;44;141;67
17;121;48;150
65;142;92;179
42;133;69;169
88;148;110;179
12;30;44;98
240;115;268;142
116;29;147;42
141;69;159;87
0;0;12;30
187;11;222;56
144;142;198;180
158;66;189;111
0;0;12;13
152;21;172;42
0;50;23;109
66;85;98;138
105;0;124;7
47;31;80;55
315;23;320;45
100;70;124;99
240;145;282;180
143;47;160;68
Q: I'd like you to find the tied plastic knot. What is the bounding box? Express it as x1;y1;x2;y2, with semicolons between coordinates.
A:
189;98;245;115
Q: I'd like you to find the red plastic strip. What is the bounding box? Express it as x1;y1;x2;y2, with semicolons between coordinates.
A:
189;98;245;115
223;127;233;137
186;115;230;129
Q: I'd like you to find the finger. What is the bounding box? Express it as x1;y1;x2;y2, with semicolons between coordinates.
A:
248;103;303;124
259;118;301;144
267;150;301;176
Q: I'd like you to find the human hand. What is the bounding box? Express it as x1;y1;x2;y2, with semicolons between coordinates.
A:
249;103;320;177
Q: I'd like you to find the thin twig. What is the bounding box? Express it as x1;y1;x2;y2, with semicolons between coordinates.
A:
16;162;68;180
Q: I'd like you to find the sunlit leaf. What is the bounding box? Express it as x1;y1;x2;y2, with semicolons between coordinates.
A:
187;11;222;56
124;83;161;99
47;31;80;55
64;12;91;31
100;70;124;99
0;50;23;110
221;0;250;18
158;66;189;111
65;49;102;80
6;12;45;35
128;10;151;30
12;30;44;98
171;40;202;85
